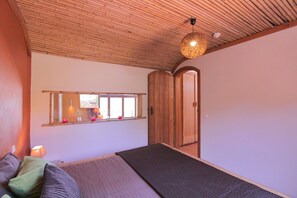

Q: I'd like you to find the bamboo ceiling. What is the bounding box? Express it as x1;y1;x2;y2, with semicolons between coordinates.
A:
11;0;297;70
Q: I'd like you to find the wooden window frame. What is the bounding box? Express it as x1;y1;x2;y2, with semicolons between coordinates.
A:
42;90;145;127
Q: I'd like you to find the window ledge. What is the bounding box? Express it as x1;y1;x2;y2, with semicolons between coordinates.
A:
42;117;146;127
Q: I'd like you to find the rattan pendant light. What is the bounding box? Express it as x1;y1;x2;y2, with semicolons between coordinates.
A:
180;17;207;59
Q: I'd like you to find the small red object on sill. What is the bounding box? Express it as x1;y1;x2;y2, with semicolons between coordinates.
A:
118;116;122;120
90;117;96;121
62;118;68;123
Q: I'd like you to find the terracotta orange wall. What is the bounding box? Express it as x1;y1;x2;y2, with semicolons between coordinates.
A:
0;1;31;159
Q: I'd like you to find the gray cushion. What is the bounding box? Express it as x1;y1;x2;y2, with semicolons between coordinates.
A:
0;153;21;184
40;164;81;198
0;153;20;197
0;184;14;197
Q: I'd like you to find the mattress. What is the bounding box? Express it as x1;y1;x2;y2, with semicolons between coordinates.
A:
60;144;287;198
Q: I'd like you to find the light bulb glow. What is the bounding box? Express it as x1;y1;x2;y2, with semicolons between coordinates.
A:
190;40;197;47
33;145;42;149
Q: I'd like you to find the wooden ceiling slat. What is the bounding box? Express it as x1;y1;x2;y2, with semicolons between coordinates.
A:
215;1;256;33
203;0;256;36
216;0;261;34
233;1;271;30
13;0;297;70
266;0;292;21
225;1;264;32
255;0;285;25
21;3;186;45
280;0;297;18
276;0;297;21
30;27;180;60
26;16;178;52
150;0;249;40
286;0;297;14
23;0;225;57
237;0;273;31
28;30;178;68
243;0;277;27
134;0;239;44
19;0;239;48
191;1;251;37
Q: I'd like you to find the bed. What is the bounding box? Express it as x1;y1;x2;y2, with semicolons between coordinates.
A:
59;143;287;198
0;143;288;198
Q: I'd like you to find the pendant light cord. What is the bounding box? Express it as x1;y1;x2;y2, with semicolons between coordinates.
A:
190;17;196;33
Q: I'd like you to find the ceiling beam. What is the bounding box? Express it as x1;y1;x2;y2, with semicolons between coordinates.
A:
171;20;297;74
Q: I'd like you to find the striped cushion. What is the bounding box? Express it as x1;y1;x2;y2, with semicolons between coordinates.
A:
40;164;81;198
0;153;20;186
0;184;14;197
0;153;20;197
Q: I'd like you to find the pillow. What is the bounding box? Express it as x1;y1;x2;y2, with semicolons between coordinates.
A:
0;184;14;198
8;156;48;198
1;194;12;198
0;153;21;186
40;164;81;198
0;153;20;197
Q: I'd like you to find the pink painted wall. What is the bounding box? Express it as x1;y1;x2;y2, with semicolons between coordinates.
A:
0;1;31;159
178;26;297;197
31;53;153;163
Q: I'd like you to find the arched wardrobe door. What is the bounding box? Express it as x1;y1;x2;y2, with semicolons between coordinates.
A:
148;71;174;146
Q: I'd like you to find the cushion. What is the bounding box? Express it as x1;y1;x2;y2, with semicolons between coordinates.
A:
0;153;21;185
0;153;20;197
40;164;81;198
1;194;12;198
0;184;14;198
8;156;48;198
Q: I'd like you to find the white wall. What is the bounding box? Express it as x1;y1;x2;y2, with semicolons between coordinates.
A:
178;26;297;197
31;53;153;163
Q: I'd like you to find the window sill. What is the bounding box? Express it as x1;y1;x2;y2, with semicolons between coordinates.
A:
42;117;146;127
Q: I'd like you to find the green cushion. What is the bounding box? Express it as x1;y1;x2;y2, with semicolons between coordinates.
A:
8;157;48;198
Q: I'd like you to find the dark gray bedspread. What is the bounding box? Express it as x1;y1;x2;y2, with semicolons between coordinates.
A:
117;144;282;198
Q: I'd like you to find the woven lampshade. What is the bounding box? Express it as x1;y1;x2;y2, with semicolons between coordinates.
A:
180;32;207;59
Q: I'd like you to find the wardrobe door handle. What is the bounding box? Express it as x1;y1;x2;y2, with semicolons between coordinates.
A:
150;106;153;115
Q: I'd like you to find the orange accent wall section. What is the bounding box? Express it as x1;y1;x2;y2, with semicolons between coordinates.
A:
0;1;31;159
